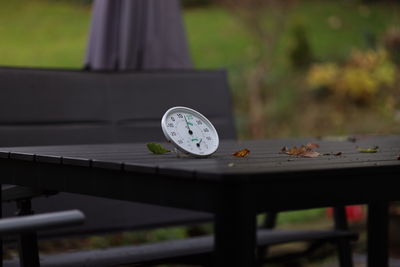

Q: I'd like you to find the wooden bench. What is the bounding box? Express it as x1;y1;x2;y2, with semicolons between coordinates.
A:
0;67;357;266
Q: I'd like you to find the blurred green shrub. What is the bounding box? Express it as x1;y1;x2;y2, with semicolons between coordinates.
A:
307;49;396;105
289;24;314;70
384;26;400;66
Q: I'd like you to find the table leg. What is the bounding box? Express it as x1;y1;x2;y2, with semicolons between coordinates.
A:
214;204;256;267
16;199;40;267
0;184;2;267
367;201;389;267
334;206;353;267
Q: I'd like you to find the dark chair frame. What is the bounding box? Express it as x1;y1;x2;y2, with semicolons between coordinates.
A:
0;208;84;267
0;67;357;267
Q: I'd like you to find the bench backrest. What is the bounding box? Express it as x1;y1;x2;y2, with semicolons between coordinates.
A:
0;67;236;236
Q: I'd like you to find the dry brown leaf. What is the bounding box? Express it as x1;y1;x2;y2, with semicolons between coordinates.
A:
286;146;300;155
301;151;321;158
232;148;250;157
306;143;320;149
282;144;321;158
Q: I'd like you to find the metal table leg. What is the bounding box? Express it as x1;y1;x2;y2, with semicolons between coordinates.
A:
16;199;40;267
367;201;389;267
214;191;256;267
0;185;2;267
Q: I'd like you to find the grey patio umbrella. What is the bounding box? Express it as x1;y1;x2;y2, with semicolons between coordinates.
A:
85;0;192;70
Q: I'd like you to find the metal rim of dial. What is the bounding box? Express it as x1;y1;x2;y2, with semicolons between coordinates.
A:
161;106;219;157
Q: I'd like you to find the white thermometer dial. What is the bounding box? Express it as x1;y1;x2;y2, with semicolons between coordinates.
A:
161;106;219;157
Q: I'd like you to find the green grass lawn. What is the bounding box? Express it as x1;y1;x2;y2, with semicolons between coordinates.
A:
0;0;90;68
1;0;398;70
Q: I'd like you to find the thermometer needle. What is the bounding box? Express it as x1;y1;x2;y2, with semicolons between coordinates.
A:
196;138;202;147
184;116;193;135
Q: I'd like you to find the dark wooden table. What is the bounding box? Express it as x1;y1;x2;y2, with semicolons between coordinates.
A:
0;135;399;266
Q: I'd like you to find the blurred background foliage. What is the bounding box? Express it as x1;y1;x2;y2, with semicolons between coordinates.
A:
0;0;399;263
0;0;399;139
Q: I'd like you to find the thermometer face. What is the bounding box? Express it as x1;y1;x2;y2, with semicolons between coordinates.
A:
161;106;219;157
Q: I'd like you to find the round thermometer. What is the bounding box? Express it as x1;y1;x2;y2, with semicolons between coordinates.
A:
161;106;219;157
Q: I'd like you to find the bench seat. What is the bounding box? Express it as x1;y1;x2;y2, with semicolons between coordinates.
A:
4;229;357;267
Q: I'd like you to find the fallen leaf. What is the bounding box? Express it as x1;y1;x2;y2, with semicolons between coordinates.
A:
283;144;321;158
286;146;301;155
281;146;288;153
228;162;235;167
284;146;299;155
358;146;379;153
335;152;342;156
301;151;321;158
146;142;171;154
232;148;250;157
306;143;320;149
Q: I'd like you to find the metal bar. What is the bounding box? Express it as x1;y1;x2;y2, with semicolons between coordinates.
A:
0;210;85;235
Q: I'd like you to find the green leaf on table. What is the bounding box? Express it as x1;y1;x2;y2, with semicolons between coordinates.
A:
357;146;379;153
146;142;171;154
